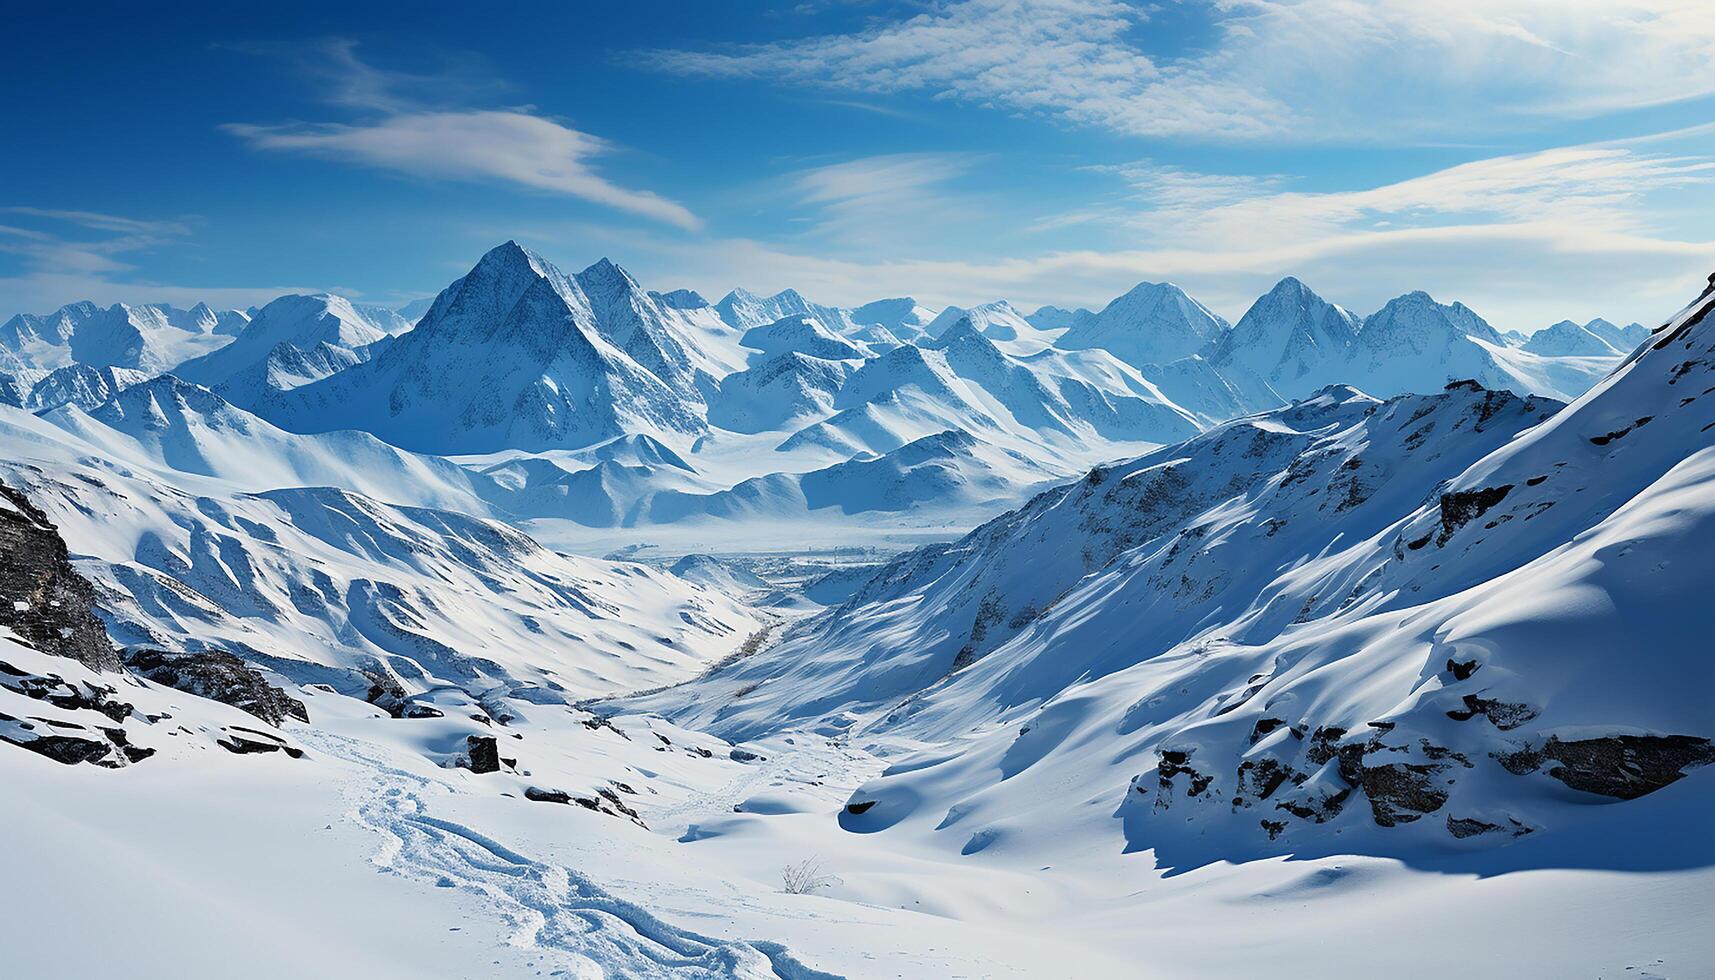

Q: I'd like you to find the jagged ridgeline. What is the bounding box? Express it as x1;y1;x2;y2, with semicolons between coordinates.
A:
0;242;1651;542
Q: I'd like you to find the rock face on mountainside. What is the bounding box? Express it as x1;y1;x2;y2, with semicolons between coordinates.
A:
127;648;308;726
0;482;120;670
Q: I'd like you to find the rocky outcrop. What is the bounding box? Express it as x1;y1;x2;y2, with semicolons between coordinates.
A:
463;734;501;774
1497;735;1715;800
0;484;119;670
127;648;308;727
1142;717;1714;846
216;725;305;758
0;659;133;723
1436;484;1513;545
525;784;646;826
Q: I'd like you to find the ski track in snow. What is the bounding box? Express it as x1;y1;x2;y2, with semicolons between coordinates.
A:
298;729;844;980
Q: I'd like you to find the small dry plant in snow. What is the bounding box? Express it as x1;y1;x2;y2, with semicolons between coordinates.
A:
780;856;837;895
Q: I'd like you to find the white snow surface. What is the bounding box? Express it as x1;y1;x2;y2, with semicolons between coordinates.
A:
2;255;1711;979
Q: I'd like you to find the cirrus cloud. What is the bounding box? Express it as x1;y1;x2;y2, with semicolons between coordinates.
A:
228;41;700;231
226;111;701;231
639;0;1715;142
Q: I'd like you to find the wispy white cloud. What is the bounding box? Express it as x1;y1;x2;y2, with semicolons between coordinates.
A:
640;0;1715;142
1097;146;1715;247
777;153;979;249
0;209;318;315
229;41;700;230
580;135;1715;332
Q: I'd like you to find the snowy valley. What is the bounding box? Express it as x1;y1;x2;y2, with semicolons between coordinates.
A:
2;244;1712;979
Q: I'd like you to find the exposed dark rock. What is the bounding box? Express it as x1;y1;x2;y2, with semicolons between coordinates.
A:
1445;693;1539;730
216;726;304;759
845;799;877;815
1446;658;1481;681
1446;816;1502;839
1156;748;1215;809
1497;734;1715;800
1436;484;1513;545
1305;726;1348;765
1260;819;1287;840
18;731;119;766
0;662;132;722
1248;717;1287;744
0;484;119;670
1234;758;1292;806
1447;815;1534;839
1357;762;1450;827
729;747;764;763
1274;786;1351;823
401;702;444;719
362;671;408;717
128;648;307;726
523;785;646;826
596;787;646;826
464;734;501;774
580;713;628;737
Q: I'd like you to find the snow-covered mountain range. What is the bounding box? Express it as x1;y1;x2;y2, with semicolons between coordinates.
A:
3;247;1711;977
5;240;1656;555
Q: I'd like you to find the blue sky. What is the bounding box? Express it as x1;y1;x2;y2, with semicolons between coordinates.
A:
4;0;1713;329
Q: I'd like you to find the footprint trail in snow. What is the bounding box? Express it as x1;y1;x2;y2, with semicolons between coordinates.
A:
299;729;844;980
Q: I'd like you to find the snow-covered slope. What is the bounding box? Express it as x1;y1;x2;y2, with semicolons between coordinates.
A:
1581;317;1650;351
1056;281;1230;368
739;314;867;362
791;320;1201;463
850;297;938;346
173;293;393;411
634;272;1715;884
710;352;858;434
652;428;1060;525
640;381;1559;738
1024;305;1088;331
0;422;759;702
39;376;493;513
1522;319;1623;356
24;363;150;411
4;254;1713;979
669;553;769;593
